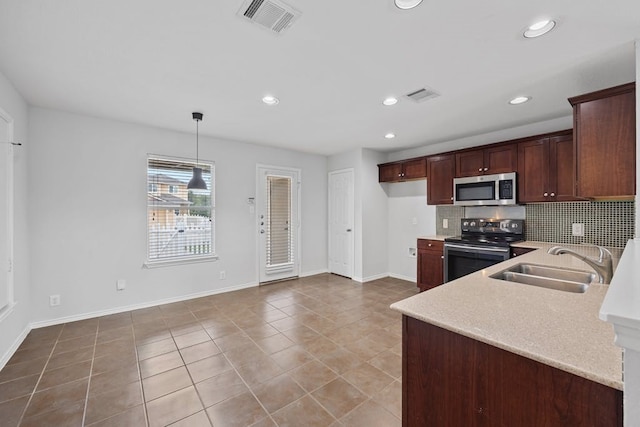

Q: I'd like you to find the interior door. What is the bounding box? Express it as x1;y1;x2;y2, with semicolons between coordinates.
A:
0;111;13;312
328;169;354;278
257;166;300;283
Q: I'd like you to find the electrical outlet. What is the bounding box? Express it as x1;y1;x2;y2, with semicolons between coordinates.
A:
49;295;60;307
443;218;449;229
572;223;585;237
412;217;418;225
116;279;126;291
219;271;226;280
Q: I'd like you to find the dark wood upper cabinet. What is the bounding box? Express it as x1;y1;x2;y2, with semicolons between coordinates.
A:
455;144;517;177
427;154;455;205
569;83;636;199
518;130;579;203
378;157;426;182
378;162;403;182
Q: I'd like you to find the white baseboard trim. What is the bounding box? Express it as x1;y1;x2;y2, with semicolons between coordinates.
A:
299;269;329;278
0;324;30;371
388;273;417;283
352;273;389;283
30;281;259;330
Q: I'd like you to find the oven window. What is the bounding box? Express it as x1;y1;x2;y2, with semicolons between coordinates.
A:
446;248;507;282
456;182;495;201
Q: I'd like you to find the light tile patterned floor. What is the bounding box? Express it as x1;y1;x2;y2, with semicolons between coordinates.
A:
0;274;418;426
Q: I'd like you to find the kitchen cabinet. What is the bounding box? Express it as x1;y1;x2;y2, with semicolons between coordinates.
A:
417;239;444;292
427;154;455;205
378;157;427;182
518;130;579;203
455;143;517;177
403;316;622;427
569;82;636;199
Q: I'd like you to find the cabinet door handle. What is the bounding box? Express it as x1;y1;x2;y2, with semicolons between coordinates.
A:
428;243;432;247
550;192;555;197
483;167;488;171
478;168;482;172
543;192;548;197
440;256;444;259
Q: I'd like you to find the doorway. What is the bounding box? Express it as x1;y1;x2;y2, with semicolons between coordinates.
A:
328;169;354;278
257;166;300;283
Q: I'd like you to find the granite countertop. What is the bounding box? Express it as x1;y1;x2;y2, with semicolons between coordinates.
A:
390;242;623;390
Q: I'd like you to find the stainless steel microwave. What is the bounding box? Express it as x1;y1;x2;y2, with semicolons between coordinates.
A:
453;172;517;206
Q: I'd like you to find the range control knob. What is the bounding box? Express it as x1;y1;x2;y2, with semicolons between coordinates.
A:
463;221;469;226
511;223;518;228
470;221;476;227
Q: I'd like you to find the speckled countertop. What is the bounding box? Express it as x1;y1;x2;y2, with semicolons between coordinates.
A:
417;235;451;241
390;241;623;390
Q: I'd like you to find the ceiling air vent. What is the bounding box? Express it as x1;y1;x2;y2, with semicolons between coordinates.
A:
238;0;301;35
405;87;440;103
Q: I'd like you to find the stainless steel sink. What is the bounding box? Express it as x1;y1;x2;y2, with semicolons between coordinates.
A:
490;263;596;293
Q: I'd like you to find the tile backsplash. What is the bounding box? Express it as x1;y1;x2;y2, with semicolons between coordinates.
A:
436;201;635;248
525;201;635;248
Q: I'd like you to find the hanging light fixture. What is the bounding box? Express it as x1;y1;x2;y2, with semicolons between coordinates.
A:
187;112;207;191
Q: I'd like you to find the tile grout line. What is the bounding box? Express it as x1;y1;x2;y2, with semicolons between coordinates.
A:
79;323;99;426
15;325;64;426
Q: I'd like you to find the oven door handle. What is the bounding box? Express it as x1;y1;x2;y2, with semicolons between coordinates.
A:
444;243;510;253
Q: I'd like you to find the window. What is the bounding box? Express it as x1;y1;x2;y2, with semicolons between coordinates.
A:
146;156;215;265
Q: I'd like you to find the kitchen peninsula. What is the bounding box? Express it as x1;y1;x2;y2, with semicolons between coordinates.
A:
390;243;623;426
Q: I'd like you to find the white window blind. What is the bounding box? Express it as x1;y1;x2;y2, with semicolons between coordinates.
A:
147;156;215;264
266;176;293;268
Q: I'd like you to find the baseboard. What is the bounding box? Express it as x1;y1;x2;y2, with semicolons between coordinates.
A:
30;281;259;330
352;272;389;283
299;269;329;278
0;324;30;371
388;273;417;283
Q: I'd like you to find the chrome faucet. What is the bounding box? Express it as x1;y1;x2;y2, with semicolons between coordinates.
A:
547;245;614;284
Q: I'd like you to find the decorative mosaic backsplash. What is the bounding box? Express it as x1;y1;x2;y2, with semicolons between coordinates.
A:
525;201;635;248
436;201;635;248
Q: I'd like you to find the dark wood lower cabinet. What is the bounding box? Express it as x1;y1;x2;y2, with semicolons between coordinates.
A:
417;239;444;292
403;316;622;427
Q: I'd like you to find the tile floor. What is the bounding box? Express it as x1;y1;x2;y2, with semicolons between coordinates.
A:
0;274;418;426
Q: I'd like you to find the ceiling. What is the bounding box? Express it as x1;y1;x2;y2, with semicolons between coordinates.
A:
0;0;638;156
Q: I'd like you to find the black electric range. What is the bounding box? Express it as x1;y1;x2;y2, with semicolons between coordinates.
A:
443;219;524;282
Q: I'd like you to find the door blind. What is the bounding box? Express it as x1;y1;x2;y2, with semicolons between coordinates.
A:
266;176;293;267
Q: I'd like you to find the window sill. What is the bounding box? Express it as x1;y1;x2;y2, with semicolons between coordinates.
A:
143;255;219;269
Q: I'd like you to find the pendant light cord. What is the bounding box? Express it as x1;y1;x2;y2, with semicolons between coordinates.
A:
196;119;199;167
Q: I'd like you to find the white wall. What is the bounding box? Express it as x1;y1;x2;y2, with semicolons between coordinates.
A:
0;71;31;366
360;149;389;281
27;108;327;323
386;181;436;281
327;148;389;282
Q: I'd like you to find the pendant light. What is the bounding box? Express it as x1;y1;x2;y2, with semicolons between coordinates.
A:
187;112;207;191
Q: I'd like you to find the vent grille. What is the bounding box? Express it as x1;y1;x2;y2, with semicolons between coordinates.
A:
405;87;440;103
238;0;300;35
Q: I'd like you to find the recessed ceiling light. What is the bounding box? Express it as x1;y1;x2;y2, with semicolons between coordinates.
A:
385;133;396;139
394;0;423;10
383;97;398;106
523;19;556;38
262;95;279;105
509;96;531;105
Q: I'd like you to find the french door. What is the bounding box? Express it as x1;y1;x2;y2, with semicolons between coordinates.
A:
257;166;300;283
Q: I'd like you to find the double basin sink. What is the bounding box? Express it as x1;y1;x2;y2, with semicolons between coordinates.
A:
490;263;596;293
